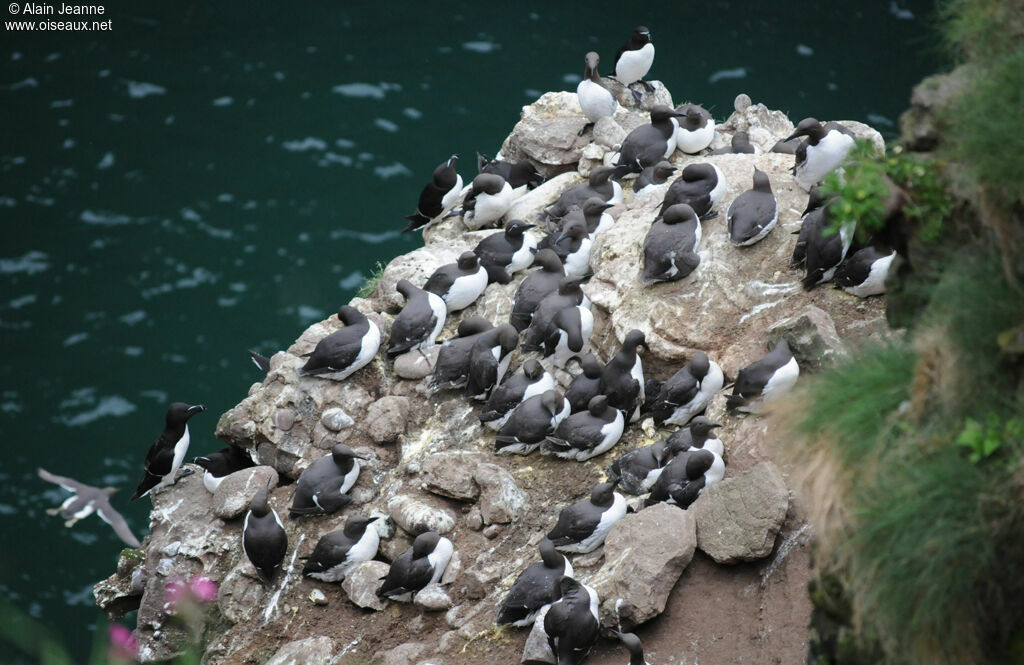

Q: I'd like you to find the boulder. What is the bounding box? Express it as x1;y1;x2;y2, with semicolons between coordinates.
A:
691;461;790;564
473;463;526;524
363;395;411;443
393;347;441;380
320;407;354;431
381;642;427;665
767;305;846;372
498;92;595;178
265;636;336;665
589;502;696;629
414;584;453;611
522;604;556;664
388;495;457;535
422;451;484;501
211;466;278;520
342;561;390;611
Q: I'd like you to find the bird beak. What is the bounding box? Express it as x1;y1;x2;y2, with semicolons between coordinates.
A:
783;131;802;142
709;423;723;429
522;223;537;230
601;203;615;211
188;404;206;413
555;232;568;243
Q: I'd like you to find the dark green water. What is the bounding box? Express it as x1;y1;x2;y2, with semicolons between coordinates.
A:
2;1;939;660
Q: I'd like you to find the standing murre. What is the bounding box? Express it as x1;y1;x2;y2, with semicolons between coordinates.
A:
495;389;571;456
193;445;255;493
612;26;655;104
496;537;574;627
612;105;684;178
303;514;382;582
674;103;715;154
541;395;625;461
465;324;519;401
544;197;615;241
665;416;725;458
541;165;622;222
541;302;594;370
641;202;702;285
802;199;856;290
473;219;539;284
727;167;778;246
576;51;617;135
509;248;566;332
564;352;604;414
423;251;489;312
386;279;447;358
786;117;856;191
479;358;556;431
38;468;141;548
522;277;589;352
599;329;647;422
429;317;495;391
834;246;896;297
477;153;544;190
790;186;828;268
130;402;205;501
377;531;454;602
288;444;366;517
242;479;288;586
299;306;381;381
547;481;626;553
543;576;600;665
550;218;592;280
403;155;462;232
726;339;800;413
658;162;727;220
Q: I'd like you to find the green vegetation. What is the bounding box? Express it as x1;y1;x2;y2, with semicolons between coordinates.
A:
356;261;386;299
791;3;1024;662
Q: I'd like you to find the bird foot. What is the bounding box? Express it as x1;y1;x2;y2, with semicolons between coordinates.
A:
641;79;654;93
174;468;195;484
630;87;643;105
64;518;79;528
46;507;61;516
577;122;594;137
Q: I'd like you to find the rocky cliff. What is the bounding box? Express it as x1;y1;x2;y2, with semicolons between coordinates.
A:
95;83;890;665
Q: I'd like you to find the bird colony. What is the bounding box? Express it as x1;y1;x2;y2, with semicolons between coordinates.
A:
89;25;895;665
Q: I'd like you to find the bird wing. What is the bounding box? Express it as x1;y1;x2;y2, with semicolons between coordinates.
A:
37;467;86;494
301;328;363;375
96;501;141;548
547;503;598;545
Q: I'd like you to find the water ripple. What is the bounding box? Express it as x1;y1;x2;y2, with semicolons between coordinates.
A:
126;81;167;98
331;82;400;99
0;250;49;275
708;67;747;84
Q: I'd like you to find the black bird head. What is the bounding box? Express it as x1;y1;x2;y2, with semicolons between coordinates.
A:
166;402;205;427
331;444;367;465
412;531;441;558
785;117;824;142
523;358;545;381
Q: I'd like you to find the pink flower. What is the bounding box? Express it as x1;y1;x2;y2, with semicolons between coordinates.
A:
107;624;138;663
188;575;218;603
163;579;188;612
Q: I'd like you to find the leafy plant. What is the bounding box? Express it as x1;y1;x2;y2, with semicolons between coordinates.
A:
956;414;1024;463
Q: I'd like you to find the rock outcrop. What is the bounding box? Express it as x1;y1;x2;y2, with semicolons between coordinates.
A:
95;83;891;665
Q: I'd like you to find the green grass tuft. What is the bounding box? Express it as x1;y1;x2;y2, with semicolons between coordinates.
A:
356;261;386;299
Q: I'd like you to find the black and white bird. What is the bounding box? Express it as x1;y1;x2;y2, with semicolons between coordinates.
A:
613;105;684;178
709;130;756;155
727;167;778;246
641;202;702;285
303;514;381;582
288;444;366;517
674;103;715;154
541;303;594;369
612;26;655;103
786;118;856;191
403;155;462;232
465;324;520;400
645;447;724;508
658;162;727;220
542;395;625;461
541;165;623;222
386;279;447;358
193;445;255;493
547;481;626;553
599;329;647;422
543;576;600;665
429;317;495;391
564;353;604;414
834;246;896;297
546;197;615;239
38;468;140;548
495;390;571;456
509;249;566;332
377;531;454;602
477;154;544;190
726;339;801;413
479;358;556;431
299;306;381;381
522;277;589;352
665;416;725;457
614;631;651;665
248;349;271;374
634;160;677;194
473;219;539;284
424;251;489;313
496;537;574;627
644;351;724;426
790;187;828;269
130;402;205;501
801;201;856;290
550;219;592;280
243;479;288;586
607;439;673;495
459;173;524;230
576;51;617;135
